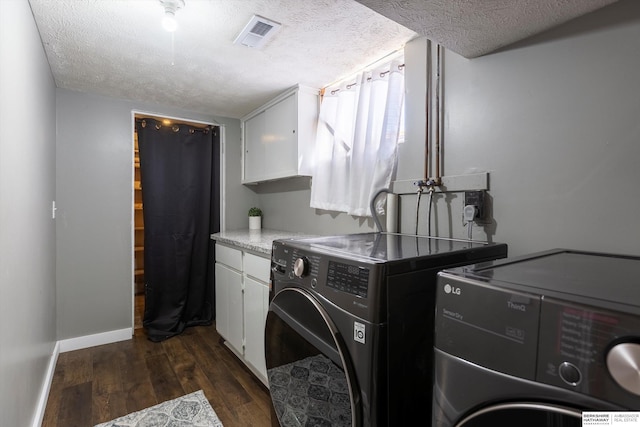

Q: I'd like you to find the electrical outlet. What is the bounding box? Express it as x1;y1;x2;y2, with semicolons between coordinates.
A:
464;191;485;221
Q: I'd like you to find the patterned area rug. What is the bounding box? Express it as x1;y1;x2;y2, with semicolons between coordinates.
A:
268;354;352;427
94;390;223;427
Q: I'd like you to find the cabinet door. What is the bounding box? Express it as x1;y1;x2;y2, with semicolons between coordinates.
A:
244;110;267;182
215;263;243;353
244;276;268;381
264;93;297;178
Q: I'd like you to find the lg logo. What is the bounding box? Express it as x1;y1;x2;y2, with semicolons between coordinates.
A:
444;283;461;295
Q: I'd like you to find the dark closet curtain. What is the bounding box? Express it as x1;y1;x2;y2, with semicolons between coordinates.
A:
136;118;218;342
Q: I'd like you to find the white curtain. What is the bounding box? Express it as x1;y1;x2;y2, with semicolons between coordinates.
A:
310;57;405;217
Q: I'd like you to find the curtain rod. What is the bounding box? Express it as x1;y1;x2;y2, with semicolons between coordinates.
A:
329;63;405;95
323;48;405;90
136;118;214;134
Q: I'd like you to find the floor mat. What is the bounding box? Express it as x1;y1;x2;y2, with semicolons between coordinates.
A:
93;389;223;427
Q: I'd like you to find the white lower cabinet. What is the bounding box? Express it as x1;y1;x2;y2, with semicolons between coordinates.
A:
214;262;243;353
214;243;270;385
243;276;269;379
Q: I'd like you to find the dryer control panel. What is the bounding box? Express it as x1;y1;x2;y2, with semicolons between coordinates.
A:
436;249;640;410
537;298;640;408
436;273;640;409
435;274;541;380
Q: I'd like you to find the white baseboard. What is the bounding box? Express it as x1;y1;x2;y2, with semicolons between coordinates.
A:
31;341;59;427
59;327;133;353
30;329;133;426
30;328;133;426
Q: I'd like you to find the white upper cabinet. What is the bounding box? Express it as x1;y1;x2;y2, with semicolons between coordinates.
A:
242;85;319;184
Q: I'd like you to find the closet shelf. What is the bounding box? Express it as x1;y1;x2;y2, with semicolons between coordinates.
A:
134;128;145;292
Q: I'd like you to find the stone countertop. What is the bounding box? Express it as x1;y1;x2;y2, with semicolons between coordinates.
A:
210;229;318;256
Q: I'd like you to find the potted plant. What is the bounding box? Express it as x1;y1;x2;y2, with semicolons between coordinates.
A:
248;207;262;230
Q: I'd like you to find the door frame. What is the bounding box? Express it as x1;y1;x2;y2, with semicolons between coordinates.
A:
129;110;224;330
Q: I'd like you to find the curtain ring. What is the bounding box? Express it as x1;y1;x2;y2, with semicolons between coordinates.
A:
346;82;356;90
398;63;405;70
380;70;390;77
189;128;195;134
331;88;340;95
155;124;161;130
141;120;147;128
172;125;180;133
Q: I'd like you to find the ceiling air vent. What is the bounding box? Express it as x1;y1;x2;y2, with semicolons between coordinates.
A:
233;15;282;49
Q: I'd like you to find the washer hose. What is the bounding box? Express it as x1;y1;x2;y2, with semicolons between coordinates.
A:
427;186;435;236
370;188;391;232
415;188;423;235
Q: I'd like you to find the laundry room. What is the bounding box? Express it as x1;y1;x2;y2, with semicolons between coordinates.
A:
2;0;640;426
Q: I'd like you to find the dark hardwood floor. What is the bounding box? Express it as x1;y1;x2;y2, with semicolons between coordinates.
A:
42;322;272;427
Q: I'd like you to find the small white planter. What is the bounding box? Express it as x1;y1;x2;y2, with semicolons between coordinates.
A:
249;216;262;230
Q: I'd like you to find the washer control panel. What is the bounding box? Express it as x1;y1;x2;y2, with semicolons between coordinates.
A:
326;261;370;298
271;240;383;323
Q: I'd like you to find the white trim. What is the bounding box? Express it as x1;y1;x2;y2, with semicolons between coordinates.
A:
220;125;226;231
59;328;132;353
131;110;221;127
131;110;136;330
31;341;60;427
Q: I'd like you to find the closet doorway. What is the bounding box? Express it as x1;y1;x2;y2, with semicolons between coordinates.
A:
132;112;221;334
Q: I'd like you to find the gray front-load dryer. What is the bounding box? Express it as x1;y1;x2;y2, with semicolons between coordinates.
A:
433;249;640;426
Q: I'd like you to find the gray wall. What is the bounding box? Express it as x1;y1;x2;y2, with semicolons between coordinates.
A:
401;0;640;257
3;2;638;423
0;0;57;425
251;177;375;233
55;89;240;339
248;1;640;259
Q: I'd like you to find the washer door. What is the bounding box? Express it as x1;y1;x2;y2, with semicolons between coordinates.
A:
265;287;360;427
457;402;582;427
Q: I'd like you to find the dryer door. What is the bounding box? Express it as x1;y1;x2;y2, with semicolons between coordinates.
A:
265;287;360;427
456;402;582;426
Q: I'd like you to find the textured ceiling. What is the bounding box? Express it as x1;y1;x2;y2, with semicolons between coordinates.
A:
354;0;619;58
28;0;416;118
29;0;617;119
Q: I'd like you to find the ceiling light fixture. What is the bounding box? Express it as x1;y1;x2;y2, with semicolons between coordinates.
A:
159;0;185;32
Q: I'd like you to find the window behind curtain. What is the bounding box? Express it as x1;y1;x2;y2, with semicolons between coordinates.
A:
310;56;405;217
